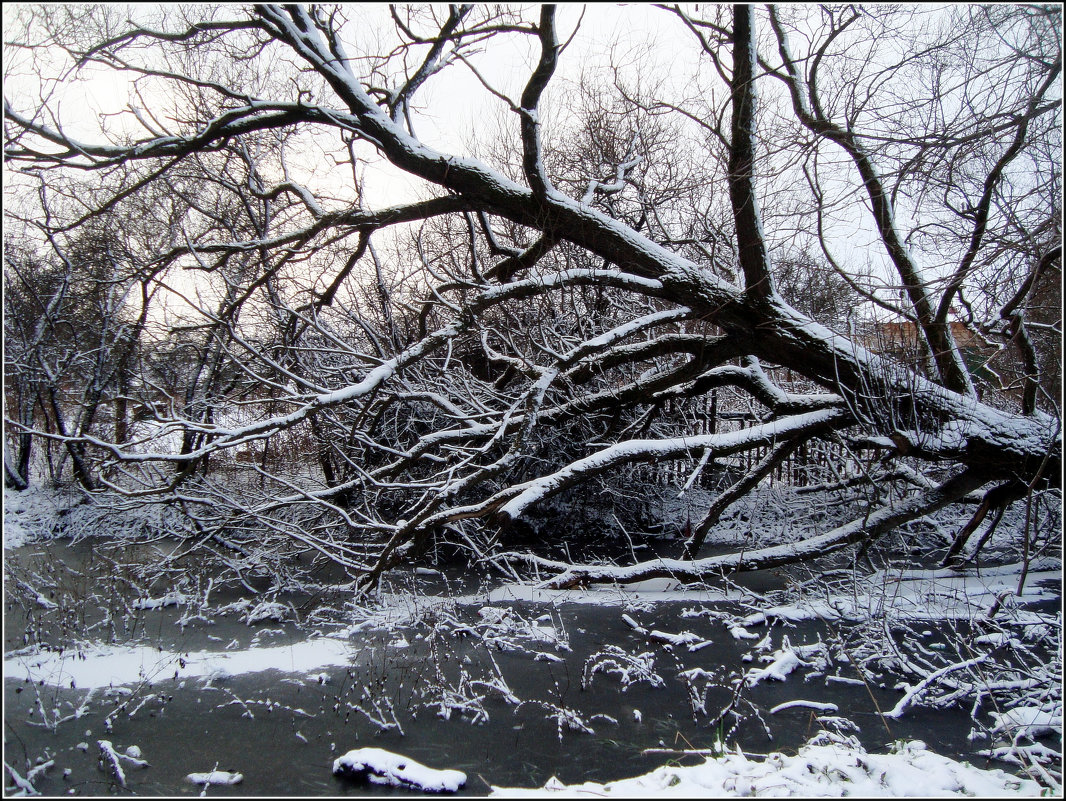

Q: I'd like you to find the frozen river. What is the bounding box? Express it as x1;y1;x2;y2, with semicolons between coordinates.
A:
4;536;1059;795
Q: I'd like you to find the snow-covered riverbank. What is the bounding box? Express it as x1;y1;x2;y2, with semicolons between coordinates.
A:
489;733;1047;797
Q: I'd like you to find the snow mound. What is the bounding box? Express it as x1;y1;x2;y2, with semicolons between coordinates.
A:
333;747;466;793
490;734;1044;797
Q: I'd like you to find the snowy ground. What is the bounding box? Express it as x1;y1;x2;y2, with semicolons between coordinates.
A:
488;732;1046;797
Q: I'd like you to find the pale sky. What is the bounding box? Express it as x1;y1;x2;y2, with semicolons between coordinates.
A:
6;4;1048;324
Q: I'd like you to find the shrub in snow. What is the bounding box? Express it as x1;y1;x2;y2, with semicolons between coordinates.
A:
582;645;664;691
3;487;66;548
97;740;126;788
516;700;599;742
471;605;571;654
333;748;465;793
244;600;293;625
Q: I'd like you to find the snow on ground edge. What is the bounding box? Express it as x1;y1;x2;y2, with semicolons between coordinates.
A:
488;734;1045;797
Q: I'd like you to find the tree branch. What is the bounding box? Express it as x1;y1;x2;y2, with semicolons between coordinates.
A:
728;4;773;299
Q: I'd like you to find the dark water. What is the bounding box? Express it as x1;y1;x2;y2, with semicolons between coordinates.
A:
2;539;1053;796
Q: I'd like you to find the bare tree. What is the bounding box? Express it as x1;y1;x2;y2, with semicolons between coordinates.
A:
4;209;159;490
3;4;1060;590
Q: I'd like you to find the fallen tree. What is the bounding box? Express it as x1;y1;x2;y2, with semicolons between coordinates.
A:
3;4;1060;589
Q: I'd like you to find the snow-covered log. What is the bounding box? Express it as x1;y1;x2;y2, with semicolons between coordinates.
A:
185;770;243;786
332;748;466;793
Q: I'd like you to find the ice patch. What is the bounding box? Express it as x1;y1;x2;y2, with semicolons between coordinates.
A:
4;637;355;688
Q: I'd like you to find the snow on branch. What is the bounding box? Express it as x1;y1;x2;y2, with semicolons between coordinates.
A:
494;408;847;521
506;467;989;588
885;655;991;720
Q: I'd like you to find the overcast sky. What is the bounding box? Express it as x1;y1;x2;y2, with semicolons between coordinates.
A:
6;4;1054;324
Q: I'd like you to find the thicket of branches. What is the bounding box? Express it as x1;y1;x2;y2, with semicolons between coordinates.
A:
3;4;1061;590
